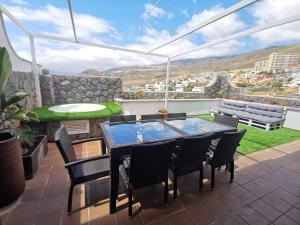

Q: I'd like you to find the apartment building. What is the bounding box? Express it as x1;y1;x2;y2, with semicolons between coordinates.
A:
267;53;300;72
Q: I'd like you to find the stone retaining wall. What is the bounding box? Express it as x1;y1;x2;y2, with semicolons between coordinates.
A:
234;95;300;108
9;71;37;110
121;91;206;100
40;74;122;104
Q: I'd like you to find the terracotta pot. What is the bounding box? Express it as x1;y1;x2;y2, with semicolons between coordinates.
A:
0;133;25;207
159;112;168;120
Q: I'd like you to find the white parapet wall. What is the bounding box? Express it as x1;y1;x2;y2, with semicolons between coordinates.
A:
115;98;222;116
283;107;300;131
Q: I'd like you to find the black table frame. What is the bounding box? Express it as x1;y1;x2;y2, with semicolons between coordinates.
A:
100;118;236;214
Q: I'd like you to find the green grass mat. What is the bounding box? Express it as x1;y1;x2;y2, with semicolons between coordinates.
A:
199;114;300;155
34;102;122;122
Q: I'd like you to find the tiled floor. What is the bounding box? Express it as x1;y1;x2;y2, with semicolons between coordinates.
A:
1;139;300;225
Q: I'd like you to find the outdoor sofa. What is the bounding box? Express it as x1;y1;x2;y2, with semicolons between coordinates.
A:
211;100;286;130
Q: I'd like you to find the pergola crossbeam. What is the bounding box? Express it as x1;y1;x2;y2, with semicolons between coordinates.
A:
170;13;300;59
147;0;260;53
67;0;78;43
32;32;169;59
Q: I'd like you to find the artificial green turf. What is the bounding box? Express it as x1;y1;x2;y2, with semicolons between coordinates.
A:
34;102;122;122
199;114;300;155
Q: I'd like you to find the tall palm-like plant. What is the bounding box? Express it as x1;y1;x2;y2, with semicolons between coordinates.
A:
0;47;39;150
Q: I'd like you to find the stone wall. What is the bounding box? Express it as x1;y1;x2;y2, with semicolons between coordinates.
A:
9;71;37;110
122;75;241;100
121;91;206;100
234;95;300;108
40;74;122;104
204;75;241;98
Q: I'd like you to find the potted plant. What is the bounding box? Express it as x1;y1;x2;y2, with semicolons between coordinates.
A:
21;129;48;180
158;108;168;119
0;47;39;206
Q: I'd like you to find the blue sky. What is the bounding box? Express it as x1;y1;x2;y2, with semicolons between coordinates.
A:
1;0;300;72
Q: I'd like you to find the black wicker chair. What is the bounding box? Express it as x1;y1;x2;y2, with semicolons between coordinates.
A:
109;115;136;123
210;114;239;151
214;114;239;128
120;140;177;216
168;113;187;120
207;129;247;190
141;114;164;120
55;125;109;212
171;134;214;198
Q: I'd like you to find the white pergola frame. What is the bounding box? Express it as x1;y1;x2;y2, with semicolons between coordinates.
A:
1;0;300;108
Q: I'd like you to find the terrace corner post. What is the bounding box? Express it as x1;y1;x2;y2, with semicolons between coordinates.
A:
164;58;171;110
29;34;42;107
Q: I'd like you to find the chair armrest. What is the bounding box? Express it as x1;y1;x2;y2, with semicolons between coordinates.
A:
65;154;109;168
72;136;104;145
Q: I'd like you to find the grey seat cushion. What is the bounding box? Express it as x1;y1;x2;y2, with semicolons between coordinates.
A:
216;100;284;125
217;107;237;115
221;100;247;112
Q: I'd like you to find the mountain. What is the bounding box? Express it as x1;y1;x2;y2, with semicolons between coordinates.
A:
81;44;300;88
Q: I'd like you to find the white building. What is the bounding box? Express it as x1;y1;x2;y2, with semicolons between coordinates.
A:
267;53;300;73
192;87;205;93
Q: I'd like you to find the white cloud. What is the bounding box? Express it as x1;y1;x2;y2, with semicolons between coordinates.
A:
181;9;189;17
11;0;28;5
167;13;175;20
192;0;197;3
6;3;246;73
142;3;166;19
177;5;246;41
5;4;118;41
250;0;300;46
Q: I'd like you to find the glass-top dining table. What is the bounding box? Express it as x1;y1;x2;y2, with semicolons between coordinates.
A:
100;117;236;213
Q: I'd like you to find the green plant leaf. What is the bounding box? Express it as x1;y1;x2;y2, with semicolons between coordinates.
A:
0;47;12;92
5;92;28;107
14;126;35;149
25;111;39;122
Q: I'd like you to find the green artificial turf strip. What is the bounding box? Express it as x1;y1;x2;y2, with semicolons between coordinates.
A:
199;114;300;155
34;102;122;122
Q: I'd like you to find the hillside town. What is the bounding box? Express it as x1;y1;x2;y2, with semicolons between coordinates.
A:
135;52;300;94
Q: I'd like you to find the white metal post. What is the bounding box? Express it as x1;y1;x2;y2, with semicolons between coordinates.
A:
164;58;170;110
29;34;42;107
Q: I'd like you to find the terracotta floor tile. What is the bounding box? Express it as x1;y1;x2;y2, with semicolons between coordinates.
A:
220;212;248;225
234;156;257;170
90;215;116;225
273;215;299;225
281;179;300;198
162;199;183;216
166;210;196;225
238;206;269;225
149;218;169;225
242;177;278;198
250;199;282;222
21;186;45;202
218;192;245;210
115;206;143;225
33;211;62;225
5;201;38;225
61;208;89;225
285;207;300;224
42;181;68;198
271;188;300;206
262;191;293;213
139;202;165;225
230;186;258;204
37;194;66;215
186;201;219;225
247;148;285;162
25;174;49;189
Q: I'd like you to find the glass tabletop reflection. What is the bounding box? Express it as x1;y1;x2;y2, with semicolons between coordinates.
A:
103;121;182;147
164;117;235;135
